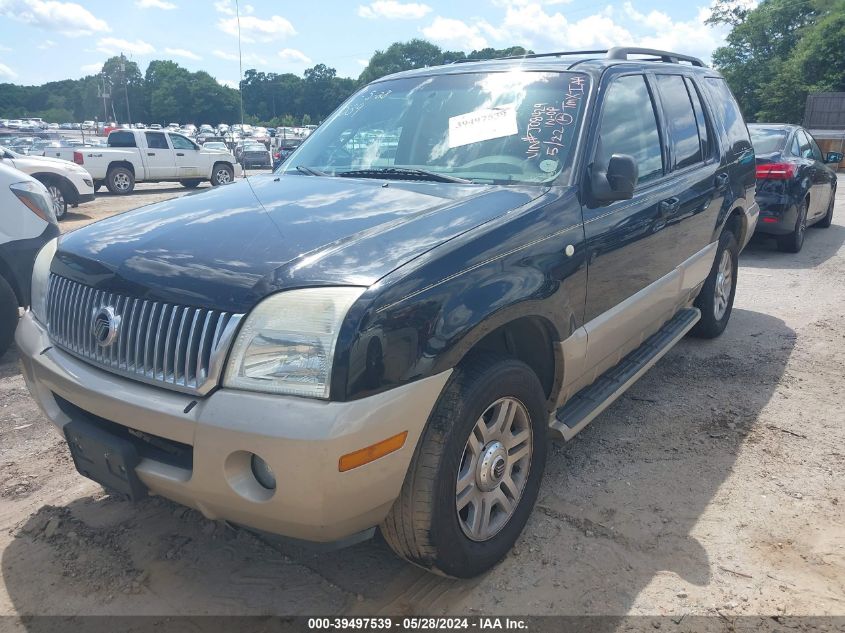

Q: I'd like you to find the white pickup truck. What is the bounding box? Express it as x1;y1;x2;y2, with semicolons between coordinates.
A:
56;129;241;194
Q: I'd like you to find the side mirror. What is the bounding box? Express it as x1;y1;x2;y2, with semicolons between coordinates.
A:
591;153;638;202
825;151;843;164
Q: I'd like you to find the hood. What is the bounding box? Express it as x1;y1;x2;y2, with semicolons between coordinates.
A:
53;174;545;312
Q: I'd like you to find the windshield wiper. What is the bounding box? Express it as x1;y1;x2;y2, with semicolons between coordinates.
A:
336;167;472;184
296;165;330;177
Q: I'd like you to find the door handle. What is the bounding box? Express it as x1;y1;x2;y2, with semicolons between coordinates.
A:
715;173;729;190
147;152;155;156
659;197;680;217
176;152;184;156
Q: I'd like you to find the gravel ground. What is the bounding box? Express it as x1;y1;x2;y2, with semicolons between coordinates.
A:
0;177;842;623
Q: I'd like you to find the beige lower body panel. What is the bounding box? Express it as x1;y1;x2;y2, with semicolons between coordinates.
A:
16;311;450;542
555;240;717;410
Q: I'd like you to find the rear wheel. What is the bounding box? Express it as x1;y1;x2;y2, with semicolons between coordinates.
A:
106;166;135;195
180;179;202;189
93;181;103;192
816;186;836;229
0;275;18;358
777;198;808;253
380;354;547;578
691;228;739;339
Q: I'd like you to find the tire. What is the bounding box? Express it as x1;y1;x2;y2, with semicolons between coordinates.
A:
93;181;103;192
0;275;18;358
106;166;135;195
35;177;67;220
380;353;547;578
691;228;739;339
180;179;202;189
815;186;836;229
777;198;808;253
210;163;234;186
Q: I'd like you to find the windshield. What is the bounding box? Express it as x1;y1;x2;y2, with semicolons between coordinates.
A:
749;127;788;154
282;70;589;185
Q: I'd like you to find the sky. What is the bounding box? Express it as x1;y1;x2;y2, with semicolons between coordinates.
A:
0;0;740;87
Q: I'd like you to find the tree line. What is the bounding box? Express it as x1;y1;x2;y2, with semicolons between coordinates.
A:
709;0;845;123
0;40;529;127
3;0;841;129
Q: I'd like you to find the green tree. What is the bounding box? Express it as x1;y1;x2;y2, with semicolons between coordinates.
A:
709;0;822;122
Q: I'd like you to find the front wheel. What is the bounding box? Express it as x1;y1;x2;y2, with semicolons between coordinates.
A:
38;179;67;220
380;354;547;578
210;164;234;186
815;186;836;229
691;228;739;339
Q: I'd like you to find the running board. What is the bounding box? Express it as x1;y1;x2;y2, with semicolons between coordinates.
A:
550;307;701;441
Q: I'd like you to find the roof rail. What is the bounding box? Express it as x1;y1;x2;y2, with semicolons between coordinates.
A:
606;47;705;67
449;47;706;67
451;50;608;64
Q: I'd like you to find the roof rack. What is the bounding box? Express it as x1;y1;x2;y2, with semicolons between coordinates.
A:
451;47;706;67
606;47;705;67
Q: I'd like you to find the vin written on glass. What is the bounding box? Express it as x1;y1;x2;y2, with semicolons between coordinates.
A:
523;74;588;160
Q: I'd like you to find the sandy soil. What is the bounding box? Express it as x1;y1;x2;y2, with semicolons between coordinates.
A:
0;177;842;623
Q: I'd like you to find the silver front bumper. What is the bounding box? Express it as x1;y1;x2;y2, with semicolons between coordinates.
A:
16;310;450;542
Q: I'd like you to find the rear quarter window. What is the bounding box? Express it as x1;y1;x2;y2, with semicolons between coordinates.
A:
108;131;137;148
702;77;752;161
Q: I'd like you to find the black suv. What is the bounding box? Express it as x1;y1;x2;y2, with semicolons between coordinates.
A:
18;47;758;578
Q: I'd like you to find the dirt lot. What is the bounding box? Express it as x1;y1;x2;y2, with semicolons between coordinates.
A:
0;177;842;623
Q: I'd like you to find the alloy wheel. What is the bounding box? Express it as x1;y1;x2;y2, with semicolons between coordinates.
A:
47;184;65;218
456;397;532;542
713;249;733;321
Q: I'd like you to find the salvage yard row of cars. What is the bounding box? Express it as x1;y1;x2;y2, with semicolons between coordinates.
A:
2;48;841;579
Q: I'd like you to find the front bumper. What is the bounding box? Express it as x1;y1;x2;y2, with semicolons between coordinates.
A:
16;311;450;542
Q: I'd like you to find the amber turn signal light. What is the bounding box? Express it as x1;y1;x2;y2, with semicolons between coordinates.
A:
338;431;408;472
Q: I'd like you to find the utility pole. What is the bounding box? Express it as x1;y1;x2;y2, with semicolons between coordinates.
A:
98;74;110;123
120;53;132;125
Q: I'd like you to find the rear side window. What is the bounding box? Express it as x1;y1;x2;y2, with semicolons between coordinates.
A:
145;132;169;149
807;132;823;161
685;77;710;161
108;131;136;148
796;130;812;158
595;74;664;186
703;77;751;160
655;74;702;169
790;134;800;156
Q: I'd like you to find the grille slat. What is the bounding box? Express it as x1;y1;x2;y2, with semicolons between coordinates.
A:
45;274;243;395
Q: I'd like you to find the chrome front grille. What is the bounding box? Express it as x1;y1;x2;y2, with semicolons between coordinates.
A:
46;274;243;395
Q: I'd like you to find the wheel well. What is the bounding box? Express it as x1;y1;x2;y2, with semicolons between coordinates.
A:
108;161;134;176
213;161;233;171
465;316;556;399
31;172;76;202
726;208;744;243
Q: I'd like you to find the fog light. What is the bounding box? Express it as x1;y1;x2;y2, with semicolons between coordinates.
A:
250;454;276;490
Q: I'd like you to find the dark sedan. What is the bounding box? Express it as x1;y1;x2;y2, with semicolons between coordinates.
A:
749;124;840;252
240;143;272;169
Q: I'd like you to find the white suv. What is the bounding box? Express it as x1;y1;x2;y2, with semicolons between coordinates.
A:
0;163;59;356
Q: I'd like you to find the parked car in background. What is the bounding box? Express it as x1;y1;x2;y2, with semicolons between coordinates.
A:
1;146;95;219
272;140;302;169
81;121;96;130
749;123;840;252
9;137;37;153
0;162;59;356
240;142;272;169
6;119;23;129
150;123;162;130
68;128;239;193
202;141;228;152
16;48;758;578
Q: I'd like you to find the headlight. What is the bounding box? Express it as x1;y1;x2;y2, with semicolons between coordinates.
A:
30;238;58;323
224;287;365;398
10;180;56;225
